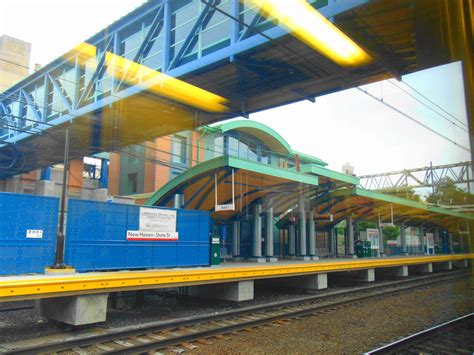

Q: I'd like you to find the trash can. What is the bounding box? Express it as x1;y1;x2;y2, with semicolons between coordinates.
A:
211;235;220;266
363;241;372;257
355;240;364;258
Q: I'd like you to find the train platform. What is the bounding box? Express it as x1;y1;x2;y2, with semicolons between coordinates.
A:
1;253;471;303
1;253;471;326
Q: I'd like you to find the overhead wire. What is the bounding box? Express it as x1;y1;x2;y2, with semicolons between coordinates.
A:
386;79;468;132
356;87;470;152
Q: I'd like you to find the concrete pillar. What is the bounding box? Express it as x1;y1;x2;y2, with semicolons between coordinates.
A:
35;180;56;197
91;188;108;202
360;268;375;282
400;222;408;255
411;263;433;274
308;215;316;257
265;207;277;261
436;261;453;271
278;274;327;290
188;281;254;302
394;265;409;277
252;204;262;258
288;224;296;256
298;200;307;257
419;224;425;254
38;294;108;325
347;216;354;255
453;259;468;268
173;193;184;209
232;221;240;258
5;177;22;193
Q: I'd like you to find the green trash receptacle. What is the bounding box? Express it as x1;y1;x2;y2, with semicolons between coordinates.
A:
363;241;372;257
355;240;364;258
211;235;220;266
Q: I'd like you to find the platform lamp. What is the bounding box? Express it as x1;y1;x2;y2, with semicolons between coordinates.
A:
51;127;71;269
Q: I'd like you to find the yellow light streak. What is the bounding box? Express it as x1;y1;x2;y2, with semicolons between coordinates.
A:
245;0;372;66
70;43;229;113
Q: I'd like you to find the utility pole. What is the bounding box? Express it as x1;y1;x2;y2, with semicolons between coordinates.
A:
51;128;70;269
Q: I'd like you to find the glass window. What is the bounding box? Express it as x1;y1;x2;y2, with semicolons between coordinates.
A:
228;136;239;156
214;135;224;157
128;173;138;194
172;135;187;164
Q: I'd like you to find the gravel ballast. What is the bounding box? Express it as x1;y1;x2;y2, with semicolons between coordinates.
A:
195;276;473;354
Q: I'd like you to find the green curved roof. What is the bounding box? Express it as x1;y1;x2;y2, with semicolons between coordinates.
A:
211;120;327;166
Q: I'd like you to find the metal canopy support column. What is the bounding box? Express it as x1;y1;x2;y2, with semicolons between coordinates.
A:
265;206;277;261
400;222;408;255
433;225;440;252
232;220;240;258
252;203;263;260
298;197;308;260
330;227;336;257
419;224;425;254
173;194;184;209
378;223;385;256
308;214;316;258
347;216;355;256
288;224;296;258
448;232;454;253
98;159;109;189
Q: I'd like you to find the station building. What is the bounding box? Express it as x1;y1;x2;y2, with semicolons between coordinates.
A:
103;120;474;259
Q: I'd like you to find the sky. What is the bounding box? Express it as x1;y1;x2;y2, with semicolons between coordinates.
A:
0;0;470;177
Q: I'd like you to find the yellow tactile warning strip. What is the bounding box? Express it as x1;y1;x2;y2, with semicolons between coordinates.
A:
0;254;472;302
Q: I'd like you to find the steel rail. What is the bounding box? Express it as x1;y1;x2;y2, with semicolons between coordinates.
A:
366;313;474;354
4;270;470;354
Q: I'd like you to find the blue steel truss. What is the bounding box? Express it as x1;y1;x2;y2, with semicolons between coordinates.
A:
0;0;367;175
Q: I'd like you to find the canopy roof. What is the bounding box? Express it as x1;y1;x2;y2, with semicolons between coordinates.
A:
145;156;473;232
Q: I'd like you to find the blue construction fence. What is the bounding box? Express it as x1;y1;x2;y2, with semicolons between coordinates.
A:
65;199;211;272
0;192;59;275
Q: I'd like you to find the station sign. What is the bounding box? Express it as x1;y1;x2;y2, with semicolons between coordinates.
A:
215;203;235;212
26;229;43;239
127;207;178;241
139;207;176;232
126;230;178;241
366;228;379;249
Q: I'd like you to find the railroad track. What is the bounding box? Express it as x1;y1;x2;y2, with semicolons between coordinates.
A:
366;313;474;354
1;270;470;354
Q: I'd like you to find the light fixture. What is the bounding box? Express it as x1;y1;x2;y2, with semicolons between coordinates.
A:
70;43;229;113
245;0;372;66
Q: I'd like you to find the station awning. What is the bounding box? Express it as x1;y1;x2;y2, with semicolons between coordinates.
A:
145;156;319;220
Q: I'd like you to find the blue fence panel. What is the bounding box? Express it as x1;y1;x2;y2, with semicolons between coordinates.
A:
0;192;59;275
65;199;210;272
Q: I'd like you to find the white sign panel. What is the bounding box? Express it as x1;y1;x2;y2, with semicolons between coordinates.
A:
26;229;43;239
127;230;178;241
215;203;235;212
139;207;176;232
426;233;434;248
366;228;379;249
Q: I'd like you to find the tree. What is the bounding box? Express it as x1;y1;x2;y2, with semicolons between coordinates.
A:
379;186;422;202
382;225;400;240
426;178;474;205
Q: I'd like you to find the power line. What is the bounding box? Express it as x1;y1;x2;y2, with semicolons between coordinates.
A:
387;79;468;131
356;87;470;152
401;79;467;127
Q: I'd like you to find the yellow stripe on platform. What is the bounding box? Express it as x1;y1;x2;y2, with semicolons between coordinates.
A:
0;254;472;302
